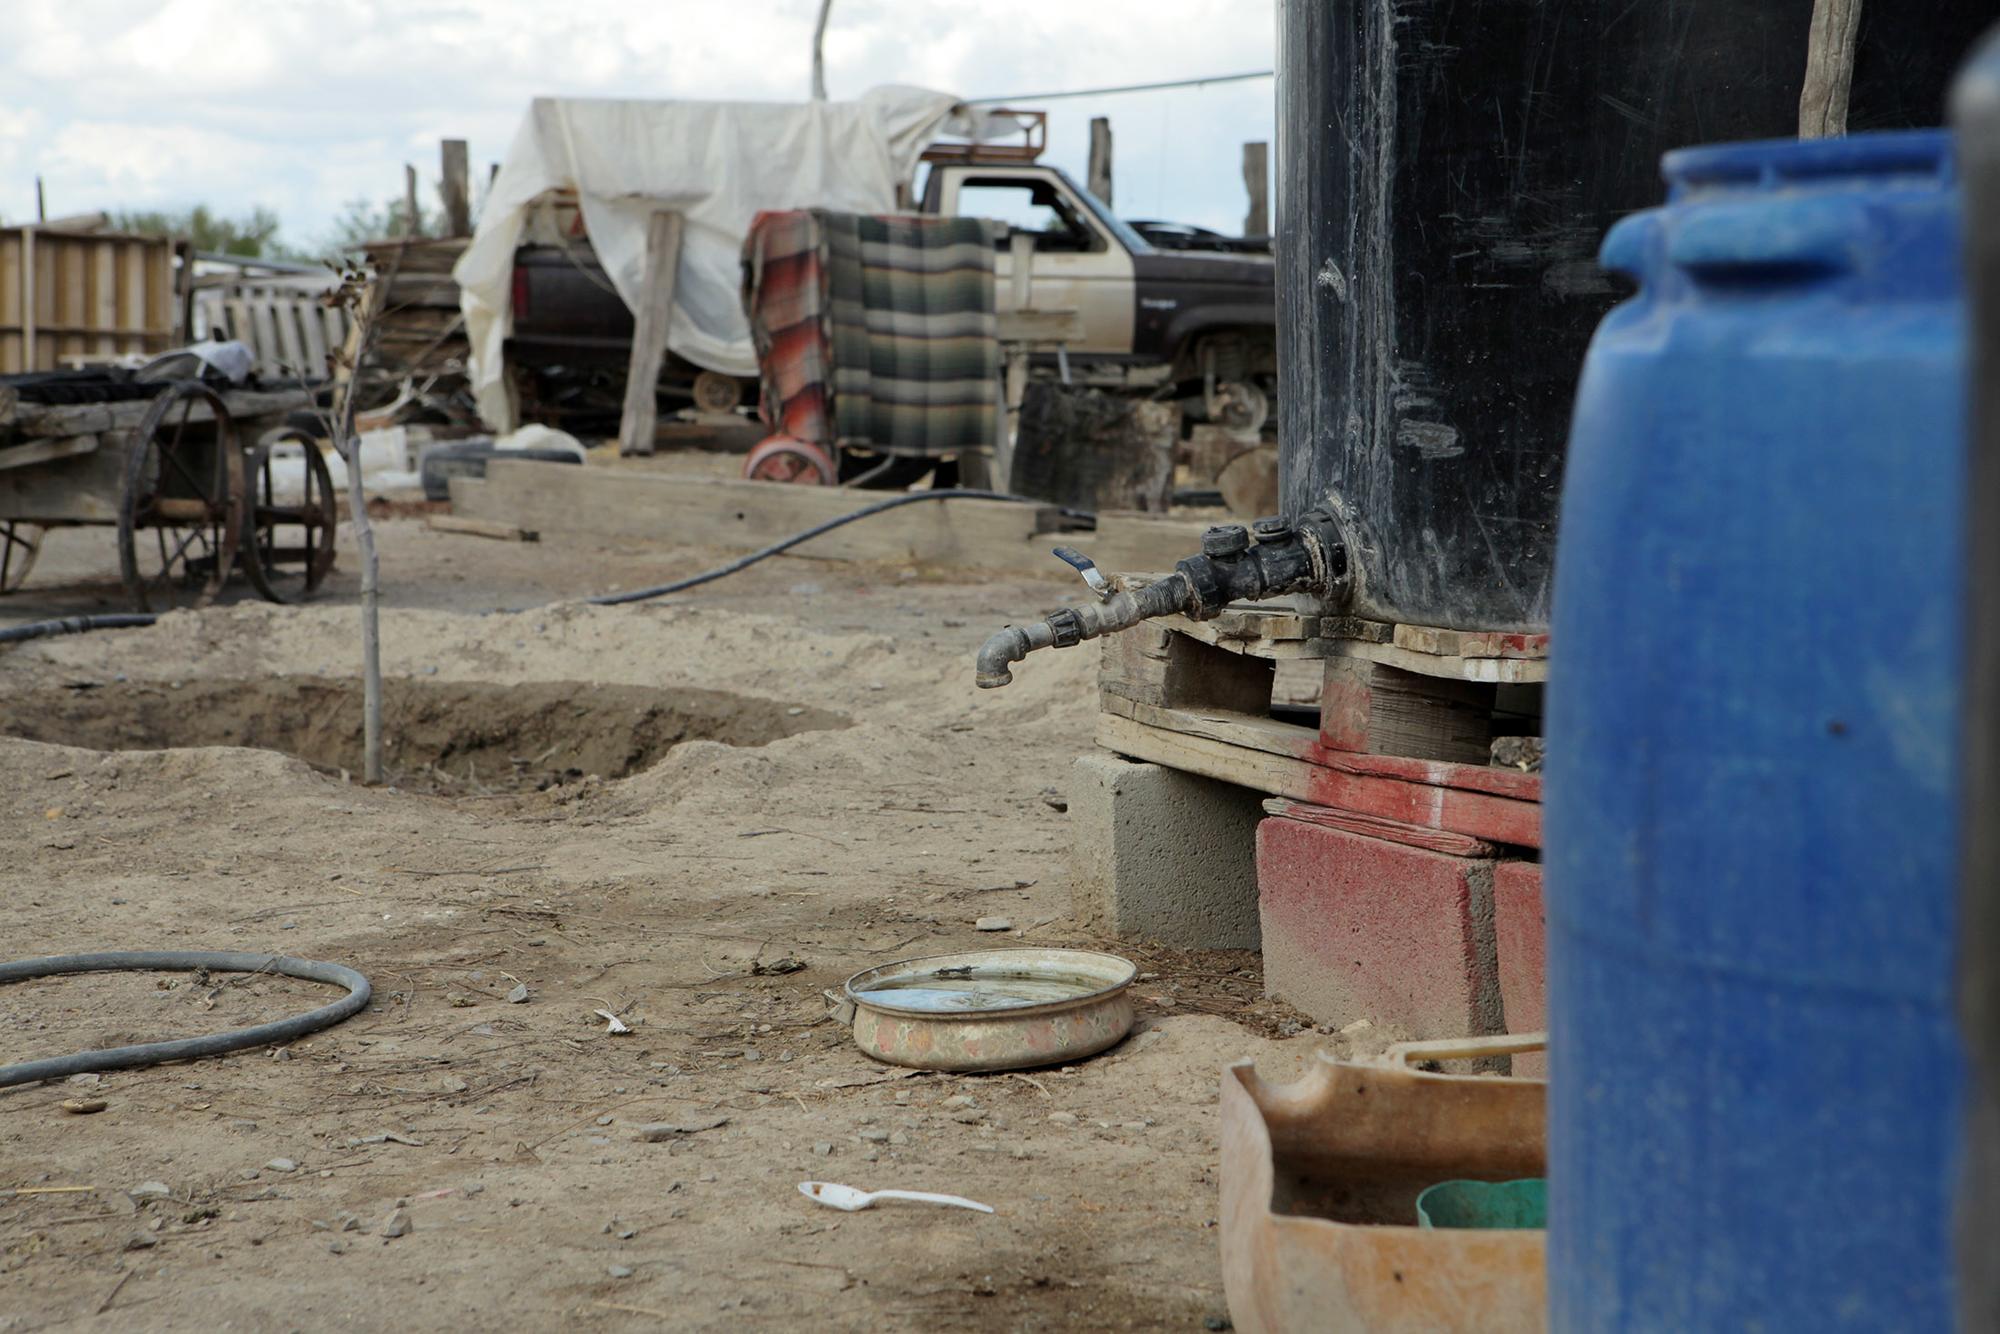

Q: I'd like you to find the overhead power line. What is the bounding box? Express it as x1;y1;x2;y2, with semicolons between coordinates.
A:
964;70;1273;105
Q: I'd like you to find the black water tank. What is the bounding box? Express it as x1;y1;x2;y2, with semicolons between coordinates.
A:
1276;0;1992;633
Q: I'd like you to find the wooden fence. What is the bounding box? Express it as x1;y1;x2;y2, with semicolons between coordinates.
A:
191;276;349;381
0;226;181;374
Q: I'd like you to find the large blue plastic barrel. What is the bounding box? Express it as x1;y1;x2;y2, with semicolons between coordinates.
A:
1545;132;1967;1330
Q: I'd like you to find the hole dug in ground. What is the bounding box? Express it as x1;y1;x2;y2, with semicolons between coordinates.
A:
0;676;848;793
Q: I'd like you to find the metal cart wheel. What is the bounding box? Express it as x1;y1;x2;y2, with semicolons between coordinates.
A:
241;427;338;604
117;381;242;612
0;522;44;593
743;435;836;485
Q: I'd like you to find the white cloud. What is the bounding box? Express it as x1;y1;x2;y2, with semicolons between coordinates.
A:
1;0;1275;241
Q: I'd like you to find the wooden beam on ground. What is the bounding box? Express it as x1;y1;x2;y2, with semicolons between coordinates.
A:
618;212;685;458
1242;141;1269;236
1083;512;1221;575
441;139;471;237
1800;0;1863;139
1088;118;1114;206
462;459;1054;568
427;513;537;542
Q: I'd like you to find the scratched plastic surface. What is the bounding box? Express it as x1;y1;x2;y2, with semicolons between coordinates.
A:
1547;131;1966;1332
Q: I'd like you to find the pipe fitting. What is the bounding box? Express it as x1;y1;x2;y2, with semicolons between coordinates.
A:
973;507;1349;689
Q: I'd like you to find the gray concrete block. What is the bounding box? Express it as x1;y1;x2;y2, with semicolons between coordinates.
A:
1070;750;1264;949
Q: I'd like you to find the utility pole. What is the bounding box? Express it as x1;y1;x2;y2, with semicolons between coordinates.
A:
811;0;833;100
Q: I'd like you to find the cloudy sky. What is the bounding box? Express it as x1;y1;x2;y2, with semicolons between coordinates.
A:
0;0;1276;250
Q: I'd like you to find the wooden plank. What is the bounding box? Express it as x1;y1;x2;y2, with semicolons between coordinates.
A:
7;387;308;441
21;225;35;370
427;513;537;542
251;301;283;377
995;308;1086;343
1392;623;1549;660
441;139;472;237
1096;706;1541;848
274;299;308;378
0;232;20;374
0;433;128;522
467;459;1054;568
0;432;98;473
1098;627;1274;713
1101;692;1542;800
1328;634;1548;685
1800;0;1863;139
618;211;684;457
301;303;330;376
1262;797;1498;857
1322;657;1496;764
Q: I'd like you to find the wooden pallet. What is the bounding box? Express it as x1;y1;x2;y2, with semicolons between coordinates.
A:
1095;603;1543;848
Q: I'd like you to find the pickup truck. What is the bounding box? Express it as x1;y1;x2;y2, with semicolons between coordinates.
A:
506;140;1276;437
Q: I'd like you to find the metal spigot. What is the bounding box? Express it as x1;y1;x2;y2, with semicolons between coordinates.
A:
1051;546;1111;599
972;507;1350;689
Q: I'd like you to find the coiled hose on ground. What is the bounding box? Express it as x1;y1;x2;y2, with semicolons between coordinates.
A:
0;951;372;1088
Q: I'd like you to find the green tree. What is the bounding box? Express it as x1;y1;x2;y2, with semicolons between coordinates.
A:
110;204;291;257
319;196;438;258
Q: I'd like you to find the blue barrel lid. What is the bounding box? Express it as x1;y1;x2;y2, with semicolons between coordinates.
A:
1664;128;1954;195
1603;129;1958;284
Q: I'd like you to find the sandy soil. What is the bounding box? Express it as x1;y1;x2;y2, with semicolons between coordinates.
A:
0;481;1355;1331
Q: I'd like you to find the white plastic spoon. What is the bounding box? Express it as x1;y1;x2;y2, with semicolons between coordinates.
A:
798;1180;994;1214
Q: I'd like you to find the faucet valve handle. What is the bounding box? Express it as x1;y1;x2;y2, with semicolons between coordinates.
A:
1051;546;1111;600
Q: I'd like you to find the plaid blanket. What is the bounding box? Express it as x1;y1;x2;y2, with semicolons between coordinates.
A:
743;210;999;458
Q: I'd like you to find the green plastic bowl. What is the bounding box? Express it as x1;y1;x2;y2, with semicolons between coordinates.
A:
1414;1177;1548;1230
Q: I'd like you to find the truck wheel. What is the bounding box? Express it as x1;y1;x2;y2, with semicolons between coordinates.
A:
692;371;744;415
743;436;836;485
1212;379;1269;439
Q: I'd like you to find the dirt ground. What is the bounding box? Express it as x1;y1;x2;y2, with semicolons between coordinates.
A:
0;468;1362;1331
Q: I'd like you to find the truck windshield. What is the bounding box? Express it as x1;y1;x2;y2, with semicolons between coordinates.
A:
1060;173;1156;256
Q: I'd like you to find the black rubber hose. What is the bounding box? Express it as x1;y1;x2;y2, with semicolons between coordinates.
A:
0;490;1086;631
585;488;1076;606
0;951;371;1088
0;613;157;645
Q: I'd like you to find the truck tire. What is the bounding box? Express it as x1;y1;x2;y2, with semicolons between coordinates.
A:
691;371;745;415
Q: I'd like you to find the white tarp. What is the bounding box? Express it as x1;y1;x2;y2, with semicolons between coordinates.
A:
455;86;972;431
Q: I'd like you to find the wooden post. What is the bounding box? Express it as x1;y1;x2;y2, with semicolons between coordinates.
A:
1799;0;1863;139
1088;118;1114;206
618;211;685;457
441;139;471;236
402;164;420;237
1243;141;1270;237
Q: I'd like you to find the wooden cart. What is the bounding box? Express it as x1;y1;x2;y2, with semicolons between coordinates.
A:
0;380;338;610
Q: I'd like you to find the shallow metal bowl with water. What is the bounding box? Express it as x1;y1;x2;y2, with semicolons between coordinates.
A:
841;948;1139;1073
